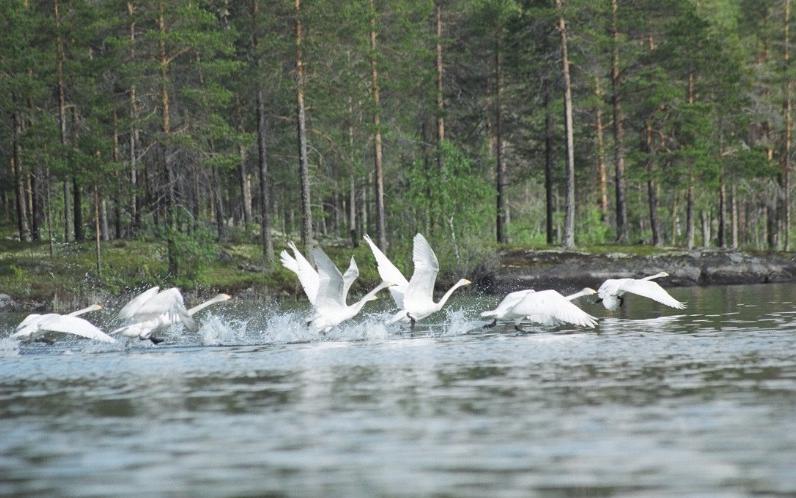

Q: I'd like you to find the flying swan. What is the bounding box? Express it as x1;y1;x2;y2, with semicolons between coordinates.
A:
596;272;685;310
111;287;231;344
481;288;598;330
11;304;116;343
281;242;390;332
382;233;471;327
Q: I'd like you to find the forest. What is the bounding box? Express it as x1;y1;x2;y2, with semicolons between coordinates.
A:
0;0;793;282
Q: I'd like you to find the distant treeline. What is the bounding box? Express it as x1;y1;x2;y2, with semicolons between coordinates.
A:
0;0;792;277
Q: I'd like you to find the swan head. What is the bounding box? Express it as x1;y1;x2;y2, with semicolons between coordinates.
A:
457;279;472;287
580;288;597;296
84;304;103;313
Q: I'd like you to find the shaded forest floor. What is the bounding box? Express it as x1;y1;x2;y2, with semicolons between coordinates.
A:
1;223;795;311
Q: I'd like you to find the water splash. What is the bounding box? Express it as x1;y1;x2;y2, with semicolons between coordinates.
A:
0;337;20;356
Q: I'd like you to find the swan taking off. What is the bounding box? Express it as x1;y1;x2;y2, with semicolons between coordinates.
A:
363;234;408;308
481;288;597;330
385;233;471;327
280;241;359;306
597;272;685;310
112;287;231;344
12;304;116;344
307;247;391;333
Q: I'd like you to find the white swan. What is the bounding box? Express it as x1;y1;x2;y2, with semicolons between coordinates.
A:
280;241;358;305
305;247;391;333
481;288;597;330
597;272;685;310
363;234;408;308
386;233;471;326
112;287;231;343
11;304;116;343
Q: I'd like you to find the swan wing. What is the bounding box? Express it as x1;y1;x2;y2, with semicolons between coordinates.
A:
481;289;534;318
135;288;197;330
38;315;117;343
514;290;597;328
284;242;320;306
311;247;346;308
618;279;686;309
342;256;359;301
363;234;409;290
405;233;439;307
117;286;160;321
15;314;43;332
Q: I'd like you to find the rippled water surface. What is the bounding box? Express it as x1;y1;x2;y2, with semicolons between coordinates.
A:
1;283;796;497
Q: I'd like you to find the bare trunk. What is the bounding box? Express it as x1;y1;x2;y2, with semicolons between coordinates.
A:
435;0;445;169
12;113;31;242
495;34;508;244
252;1;274;264
94;186;102;275
594;76;608;223
294;0;313;249
128;2;140;235
557;0;576;248
671;191;679;246
782;0;792;250
347;91;358;247
369;0;387;250
718;169;726;248
686;72;695;249
701;209;710;248
543;77;554;245
645;122;661;246
159;2;177;275
731;181;739;249
55;0;72;242
611;0;628;242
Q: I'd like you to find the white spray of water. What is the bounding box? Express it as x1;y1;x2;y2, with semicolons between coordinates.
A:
0;337;20;356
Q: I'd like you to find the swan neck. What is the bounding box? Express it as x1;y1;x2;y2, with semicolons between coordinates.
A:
187;295;226;316
437;281;468;309
352;282;390;311
566;289;590;301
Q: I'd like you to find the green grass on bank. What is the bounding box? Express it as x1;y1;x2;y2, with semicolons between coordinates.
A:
1;221;785;306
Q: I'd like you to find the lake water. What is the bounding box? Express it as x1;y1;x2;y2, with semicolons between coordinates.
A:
1;283;795;497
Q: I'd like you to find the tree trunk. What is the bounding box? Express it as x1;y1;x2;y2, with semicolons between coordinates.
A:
159;1;177;275
73;175;83;241
671;191;679;246
348;92;358;248
495;33;508;244
12;113;31;242
252;1;274;263
610;0;628;243
718;168;726;248
557;0;576;248
435;0;445;169
686;72;695;249
294;0;313;249
644;122;661;246
94;186;102;275
543;77;554;245
128;2;140;235
594;76;609;224
782;0;792;250
701;209;710;248
731;181;739;249
369;0;387;250
55;0;72;242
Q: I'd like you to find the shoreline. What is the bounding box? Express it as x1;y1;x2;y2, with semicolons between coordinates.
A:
2;240;795;312
478;248;796;294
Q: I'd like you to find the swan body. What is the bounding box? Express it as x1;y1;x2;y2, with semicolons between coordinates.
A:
363;234;409;308
597;272;685;310
482;288;597;329
300;246;390;333
11;304;115;343
112;287;231;343
386;233;471;325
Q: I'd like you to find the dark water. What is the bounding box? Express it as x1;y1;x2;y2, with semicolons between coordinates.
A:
1;283;795;497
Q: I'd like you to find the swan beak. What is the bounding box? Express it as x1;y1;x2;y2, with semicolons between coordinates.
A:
462;279;472;285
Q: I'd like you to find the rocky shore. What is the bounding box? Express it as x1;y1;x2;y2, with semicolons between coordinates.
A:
478;249;796;294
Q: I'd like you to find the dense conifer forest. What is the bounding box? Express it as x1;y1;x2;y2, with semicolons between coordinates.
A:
1;0;792;283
